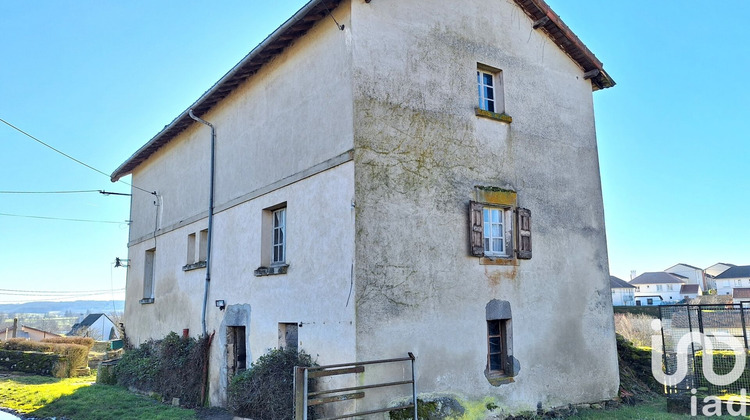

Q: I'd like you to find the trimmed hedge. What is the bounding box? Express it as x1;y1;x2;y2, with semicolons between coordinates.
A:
228;347;316;420
0;349;60;375
694;350;750;395
0;338;90;378
43;336;96;350
114;332;210;408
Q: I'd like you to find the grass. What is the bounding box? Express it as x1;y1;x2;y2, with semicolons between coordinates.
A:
569;398;689;419
0;372;198;420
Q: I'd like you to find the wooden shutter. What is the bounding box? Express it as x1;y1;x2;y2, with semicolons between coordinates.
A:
516;207;532;259
470;201;484;257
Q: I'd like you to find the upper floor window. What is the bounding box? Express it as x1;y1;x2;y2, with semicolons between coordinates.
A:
272;208;286;265
470;191;531;261
477;69;498;113
483;207;509;257
140;248;155;304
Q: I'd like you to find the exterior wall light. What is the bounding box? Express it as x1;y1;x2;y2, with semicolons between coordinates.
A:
215;300;226;310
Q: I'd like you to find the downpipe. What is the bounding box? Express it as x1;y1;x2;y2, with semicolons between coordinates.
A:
189;109;215;337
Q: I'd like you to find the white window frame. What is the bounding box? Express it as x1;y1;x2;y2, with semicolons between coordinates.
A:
477;65;504;114
482;207;511;257
271;208;286;265
143;248;155;302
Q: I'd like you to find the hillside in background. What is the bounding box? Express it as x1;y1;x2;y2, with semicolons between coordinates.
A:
0;300;124;315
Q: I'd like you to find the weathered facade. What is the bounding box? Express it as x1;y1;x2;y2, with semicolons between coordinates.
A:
112;0;618;415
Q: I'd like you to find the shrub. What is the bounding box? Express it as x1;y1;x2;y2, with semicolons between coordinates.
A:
228;347;316;420
43;336;95;350
614;313;655;348
114;332;210;408
0;339;89;378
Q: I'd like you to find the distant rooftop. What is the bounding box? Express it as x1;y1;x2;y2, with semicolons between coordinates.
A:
610;275;635;289
629;272;685;285
715;265;750;280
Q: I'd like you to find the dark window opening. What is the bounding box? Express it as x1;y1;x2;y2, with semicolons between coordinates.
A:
487;320;507;375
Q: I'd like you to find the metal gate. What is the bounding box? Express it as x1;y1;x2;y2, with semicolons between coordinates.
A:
294;353;417;420
658;304;750;397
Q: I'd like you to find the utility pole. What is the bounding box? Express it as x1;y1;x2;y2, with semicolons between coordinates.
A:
12;318;18;338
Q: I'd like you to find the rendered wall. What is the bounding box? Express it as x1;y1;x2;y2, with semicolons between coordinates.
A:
122;3;356;408
350;0;618;413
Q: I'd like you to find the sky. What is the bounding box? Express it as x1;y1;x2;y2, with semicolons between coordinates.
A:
0;1;748;304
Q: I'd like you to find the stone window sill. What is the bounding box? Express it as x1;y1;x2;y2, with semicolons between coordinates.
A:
486;373;515;387
254;264;289;277
475;107;512;123
480;257;518;266
182;261;207;271
139;298;154;305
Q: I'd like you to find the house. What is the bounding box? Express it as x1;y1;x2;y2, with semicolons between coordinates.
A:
110;0;618;414
17;325;61;341
630;272;686;306
679;284;702;302
610;275;636;306
715;265;750;297
732;288;750;306
705;262;735;290
664;263;706;290
68;314;119;341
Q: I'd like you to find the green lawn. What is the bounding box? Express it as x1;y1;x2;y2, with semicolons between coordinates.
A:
0;373;198;420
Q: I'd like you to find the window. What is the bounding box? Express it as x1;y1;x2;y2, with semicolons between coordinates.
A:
272;208;286;265
141;248;155;304
647;298;654;305
487;320;507;374
477;69;497;113
483;207;508;257
278;322;298;351
255;203;289;276
186;233;196;264
470;195;531;261
476;64;510;123
656;285;663;291
198;229;208;262
485;299;514;385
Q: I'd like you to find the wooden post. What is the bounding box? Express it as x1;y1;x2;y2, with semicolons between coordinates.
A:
12;318;17;338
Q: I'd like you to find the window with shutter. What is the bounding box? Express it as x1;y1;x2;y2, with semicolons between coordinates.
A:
470;196;531;261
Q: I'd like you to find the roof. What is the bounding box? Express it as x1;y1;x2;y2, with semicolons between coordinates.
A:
629;272;685;285
111;0;615;182
670;273;688;279
665;263;703;271
68;313;112;336
733;288;750;299
679;284;700;294
610;275;635;289
20;325;61;337
715;265;750;280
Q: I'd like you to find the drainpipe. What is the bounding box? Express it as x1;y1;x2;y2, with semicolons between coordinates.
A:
189;109;215;337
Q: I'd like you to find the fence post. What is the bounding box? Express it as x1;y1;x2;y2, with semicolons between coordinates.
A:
741;305;749;350
294;366;305;420
409;352;417;420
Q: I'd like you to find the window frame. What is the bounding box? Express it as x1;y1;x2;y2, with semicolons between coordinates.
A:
482;206;512;258
271;207;286;265
477;69;497;113
487;319;508;375
141;248;155;304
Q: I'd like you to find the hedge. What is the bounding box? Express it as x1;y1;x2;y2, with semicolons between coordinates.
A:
114;332;210;408
43;336;96;350
0;349;60;376
0;338;90;378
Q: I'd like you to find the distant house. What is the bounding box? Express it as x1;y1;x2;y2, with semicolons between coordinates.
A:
16;325;60;341
732;288;750;306
68;314;119;341
664;263;706;290
610;276;636;306
630;272;686;306
715;265;750;296
705;262;735;290
679;284;702;302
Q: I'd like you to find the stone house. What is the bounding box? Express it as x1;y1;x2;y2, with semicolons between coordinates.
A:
111;0;618;415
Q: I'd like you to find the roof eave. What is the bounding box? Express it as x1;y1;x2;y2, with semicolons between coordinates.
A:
512;0;615;91
110;0;338;182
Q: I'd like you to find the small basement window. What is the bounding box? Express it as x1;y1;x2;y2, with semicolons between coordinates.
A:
485;299;515;385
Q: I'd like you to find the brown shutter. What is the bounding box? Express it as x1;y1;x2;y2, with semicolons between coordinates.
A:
516;207;532;259
470;201;484;257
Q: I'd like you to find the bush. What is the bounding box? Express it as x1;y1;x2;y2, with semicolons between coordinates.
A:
114;332;210;408
43;336;95;350
228;347;316;420
614;313;655;348
0;339;89;378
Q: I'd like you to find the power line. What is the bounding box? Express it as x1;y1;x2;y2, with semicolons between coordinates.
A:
0;117;156;196
0;212;128;224
0;189;102;194
0;288;124;294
